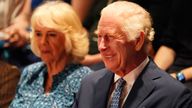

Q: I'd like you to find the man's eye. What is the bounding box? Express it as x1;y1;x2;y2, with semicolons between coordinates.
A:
108;36;114;40
98;35;102;38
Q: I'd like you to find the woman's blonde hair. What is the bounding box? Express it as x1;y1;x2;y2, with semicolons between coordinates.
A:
30;1;89;63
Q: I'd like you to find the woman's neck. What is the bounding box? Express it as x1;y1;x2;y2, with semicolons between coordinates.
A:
47;54;69;76
44;56;68;93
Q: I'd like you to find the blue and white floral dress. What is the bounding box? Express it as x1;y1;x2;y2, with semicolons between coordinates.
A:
9;62;93;108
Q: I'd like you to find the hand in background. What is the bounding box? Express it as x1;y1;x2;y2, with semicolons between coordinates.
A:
1;0;31;48
2;22;30;48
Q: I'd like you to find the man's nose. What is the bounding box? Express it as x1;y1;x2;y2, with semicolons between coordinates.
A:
98;38;107;51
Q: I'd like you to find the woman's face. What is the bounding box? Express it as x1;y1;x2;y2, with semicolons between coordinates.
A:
34;26;66;63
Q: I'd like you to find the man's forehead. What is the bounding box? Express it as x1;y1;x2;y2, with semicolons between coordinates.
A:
99;15;118;27
98;25;118;35
98;16;121;32
99;13;116;23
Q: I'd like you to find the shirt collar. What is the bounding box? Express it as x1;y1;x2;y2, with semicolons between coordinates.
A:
114;57;149;86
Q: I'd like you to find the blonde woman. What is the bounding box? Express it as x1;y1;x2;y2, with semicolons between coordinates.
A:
10;1;92;108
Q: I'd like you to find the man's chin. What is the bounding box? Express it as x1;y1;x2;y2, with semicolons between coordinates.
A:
105;63;120;72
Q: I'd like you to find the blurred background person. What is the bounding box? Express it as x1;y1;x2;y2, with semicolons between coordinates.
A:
0;0;39;69
71;0;107;71
31;0;71;11
0;0;31;107
132;0;172;54
0;61;20;108
10;1;92;108
154;0;192;90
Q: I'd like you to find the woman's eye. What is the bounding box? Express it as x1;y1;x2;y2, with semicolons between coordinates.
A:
47;32;57;37
35;32;42;37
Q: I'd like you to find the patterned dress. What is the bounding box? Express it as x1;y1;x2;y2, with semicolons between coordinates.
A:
9;62;93;108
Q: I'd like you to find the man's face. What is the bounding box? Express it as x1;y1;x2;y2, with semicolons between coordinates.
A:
97;16;136;73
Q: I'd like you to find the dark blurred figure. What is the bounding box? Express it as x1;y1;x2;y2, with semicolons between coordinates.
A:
72;0;108;70
0;61;20;108
132;0;172;53
31;0;71;11
154;0;192;90
0;0;39;69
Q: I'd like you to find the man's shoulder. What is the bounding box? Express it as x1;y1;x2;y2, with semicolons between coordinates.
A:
148;71;192;107
84;68;109;78
153;70;189;94
143;60;189;94
157;67;190;94
81;68;111;83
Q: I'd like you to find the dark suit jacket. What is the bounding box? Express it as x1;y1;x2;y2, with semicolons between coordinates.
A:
0;61;20;108
73;60;192;108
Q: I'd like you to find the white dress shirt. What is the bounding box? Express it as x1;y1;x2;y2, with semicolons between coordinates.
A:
108;57;149;108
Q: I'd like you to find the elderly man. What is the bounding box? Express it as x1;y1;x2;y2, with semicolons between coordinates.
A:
72;1;192;108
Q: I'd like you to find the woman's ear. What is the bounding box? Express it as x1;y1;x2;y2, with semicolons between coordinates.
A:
135;31;145;51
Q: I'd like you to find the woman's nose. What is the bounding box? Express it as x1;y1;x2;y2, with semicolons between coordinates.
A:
40;35;47;45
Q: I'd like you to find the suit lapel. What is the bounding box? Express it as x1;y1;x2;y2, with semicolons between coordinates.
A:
124;60;161;108
94;69;114;108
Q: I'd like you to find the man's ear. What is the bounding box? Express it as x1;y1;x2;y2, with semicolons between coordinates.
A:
135;31;145;51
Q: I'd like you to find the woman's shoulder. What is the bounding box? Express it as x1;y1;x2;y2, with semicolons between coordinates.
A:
65;64;93;92
23;62;45;72
68;64;93;76
21;62;45;78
